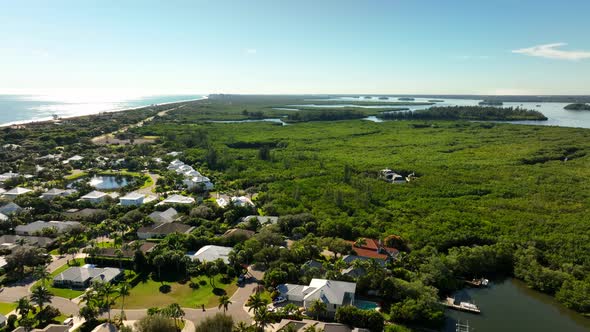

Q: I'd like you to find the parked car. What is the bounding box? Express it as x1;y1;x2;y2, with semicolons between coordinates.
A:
273;296;287;304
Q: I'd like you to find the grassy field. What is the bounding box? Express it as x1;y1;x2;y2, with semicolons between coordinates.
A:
113;274;237;309
33;258;86;299
0;302;17;315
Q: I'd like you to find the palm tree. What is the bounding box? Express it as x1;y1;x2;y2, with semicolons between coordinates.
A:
153;254;165;281
67;247;78;262
30;286;53;311
163;303;185;328
253;306;271;331
96;282;116;322
117;282;131;320
354;237;367;248
308;299;327;321
245;293;268;316
232;321;251;332
218;295;232;313
33;266;51;287
114;249;124;269
16;297;32;317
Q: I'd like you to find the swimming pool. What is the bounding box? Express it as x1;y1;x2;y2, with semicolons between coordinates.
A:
354;300;379;310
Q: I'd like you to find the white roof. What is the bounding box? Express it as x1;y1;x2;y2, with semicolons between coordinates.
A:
81;190;108;199
4;187;32;195
279;279;356;306
190;245;232;263
0;213;7;221
120;192;144;200
160;194;195;205
231;196;254;207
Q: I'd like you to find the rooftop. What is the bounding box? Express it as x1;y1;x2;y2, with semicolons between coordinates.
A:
81;190;108;199
189;245;232;263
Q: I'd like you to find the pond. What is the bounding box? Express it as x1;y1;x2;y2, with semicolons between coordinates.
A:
89;175;132;190
442;278;590;332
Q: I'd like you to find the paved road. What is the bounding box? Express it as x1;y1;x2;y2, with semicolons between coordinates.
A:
0;257;263;327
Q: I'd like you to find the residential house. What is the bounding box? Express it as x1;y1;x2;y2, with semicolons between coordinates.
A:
0;213;7;222
0;202;22;215
380;169;407;184
148;208;178;223
216;196;254;208
62;155;84;164
242;215;279;226
271;319;370;332
183;175;214;191
53;265;123;288
137;222;193;239
0;172;19;184
156;194;195;206
187;245;232;263
97;241;155;259
0;234;55;249
13;324;69;332
2;187;33;200
222;228;255;240
119;192;145;206
80;190;109;204
345;238;399;262
15;221;82;236
40;188;76;200
277;279;357;314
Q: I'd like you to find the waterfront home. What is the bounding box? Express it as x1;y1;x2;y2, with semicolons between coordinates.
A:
137;222;193;239
148;208;178;223
277;279;357;314
53;265;123;288
0;202;22;215
15;220;82;236
40;188;77;200
80;190;109;204
2;187;33;200
62;155;84;164
270;319;370;332
119;192;145;206
156;194;195;205
187;245;232;263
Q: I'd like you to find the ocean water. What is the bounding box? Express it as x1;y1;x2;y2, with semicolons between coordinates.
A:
0;94;205;126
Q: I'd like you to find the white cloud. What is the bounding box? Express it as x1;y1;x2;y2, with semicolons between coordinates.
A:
245;49;257;55
512;43;590;60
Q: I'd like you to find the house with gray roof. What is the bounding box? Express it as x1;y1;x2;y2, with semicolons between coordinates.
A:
53;265;123;289
80;191;108;204
277;279;356;314
40;188;76;200
2;187;33;200
0;202;22;215
0;235;55;249
15;220;82;236
242;215;279;226
137;222;193;239
148;208;178;223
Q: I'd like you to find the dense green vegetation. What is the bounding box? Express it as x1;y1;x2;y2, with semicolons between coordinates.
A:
564;103;590;111
378;106;547;121
1;95;590;328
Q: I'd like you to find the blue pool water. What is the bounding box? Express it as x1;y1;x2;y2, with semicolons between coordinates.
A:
354;300;379;310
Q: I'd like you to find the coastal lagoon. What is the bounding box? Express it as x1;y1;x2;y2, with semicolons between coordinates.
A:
443;279;590;332
0;94;205;126
308;97;590;129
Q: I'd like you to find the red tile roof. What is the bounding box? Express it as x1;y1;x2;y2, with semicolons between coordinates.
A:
345;238;399;260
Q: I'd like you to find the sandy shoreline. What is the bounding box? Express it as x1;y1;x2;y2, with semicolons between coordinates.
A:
0;96;207;128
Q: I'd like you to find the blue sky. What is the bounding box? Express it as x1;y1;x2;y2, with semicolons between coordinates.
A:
1;0;589;95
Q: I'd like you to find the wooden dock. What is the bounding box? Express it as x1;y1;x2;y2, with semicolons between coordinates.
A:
442;297;481;314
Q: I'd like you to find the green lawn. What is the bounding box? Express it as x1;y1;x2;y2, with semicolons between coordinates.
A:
113;274;237;309
0;302;17;315
33;259;86;299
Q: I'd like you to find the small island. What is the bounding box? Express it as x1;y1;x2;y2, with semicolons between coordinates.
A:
378;106;547;121
479;100;504;106
564;103;590;111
